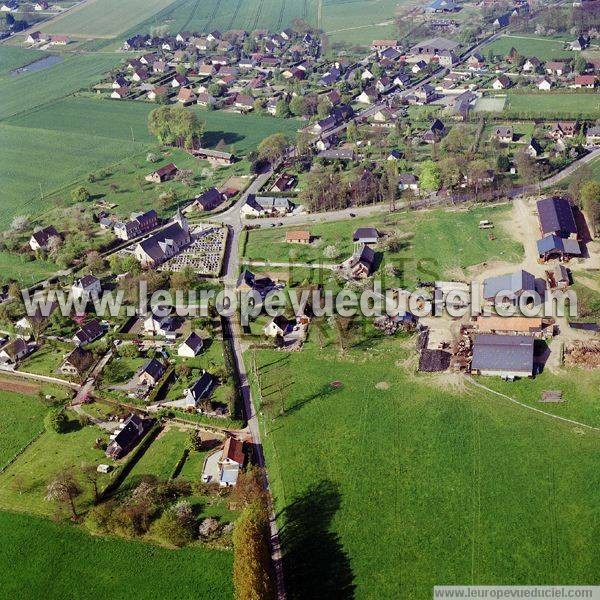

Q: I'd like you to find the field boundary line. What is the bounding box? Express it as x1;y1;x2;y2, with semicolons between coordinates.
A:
466;377;600;433
0;428;45;474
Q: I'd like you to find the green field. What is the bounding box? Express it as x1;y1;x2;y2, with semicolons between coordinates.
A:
0;53;120;121
243;205;523;287
44;0;177;36
0;123;145;228
0;510;233;599
0;46;48;77
0;392;48;468
250;336;600;599
0;251;59;286
487;34;572;61
504;93;600;119
0;423;109;516
125;427;188;486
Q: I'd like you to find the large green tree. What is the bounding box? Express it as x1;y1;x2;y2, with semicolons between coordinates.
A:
581;180;600;236
419;160;442;192
148;106;204;149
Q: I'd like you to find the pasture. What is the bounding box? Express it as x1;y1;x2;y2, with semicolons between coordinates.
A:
504;92;600;119
0;46;47;77
0;251;59;286
43;0;178;37
486;34;572;61
0;53;120;120
250;336;600;599
242;205;523;287
0;392;47;468
0;511;233;599
0;422;109;516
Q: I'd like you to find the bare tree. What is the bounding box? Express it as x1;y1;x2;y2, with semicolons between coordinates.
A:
45;469;83;520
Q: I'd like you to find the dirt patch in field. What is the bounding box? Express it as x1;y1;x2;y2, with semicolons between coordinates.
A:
375;381;390;390
0;377;40;395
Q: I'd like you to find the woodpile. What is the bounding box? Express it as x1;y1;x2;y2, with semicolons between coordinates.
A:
564;341;600;368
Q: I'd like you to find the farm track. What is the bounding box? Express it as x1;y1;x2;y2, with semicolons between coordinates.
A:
302;0;307;20
227;0;243;30
178;0;202;34
251;0;266;32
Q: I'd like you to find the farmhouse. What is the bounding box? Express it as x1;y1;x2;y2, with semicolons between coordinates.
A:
572;75;597;89
190;187;225;212
371;39;401;51
178;332;204;357
106;413;151;459
343;245;376;279
138;358;166;387
271;173;297;192
29;226;60;251
353;227;380;245
73;319;105;346
145;163;178;183
285;230;311;244
483;269;536;304
492;75;511;90
59;346;93;377
471;334;534;378
134;214;191;268
190;147;236;165
537;197;578;239
219;437;245;487
410;37;459;60
399;173;419;191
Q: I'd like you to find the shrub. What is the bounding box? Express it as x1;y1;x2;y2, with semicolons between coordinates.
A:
44;408;68;433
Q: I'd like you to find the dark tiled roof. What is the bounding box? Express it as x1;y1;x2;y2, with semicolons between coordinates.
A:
537;197;577;237
140;358;166;381
471;334;534;374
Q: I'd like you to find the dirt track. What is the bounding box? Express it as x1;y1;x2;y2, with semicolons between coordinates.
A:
0;377;39;395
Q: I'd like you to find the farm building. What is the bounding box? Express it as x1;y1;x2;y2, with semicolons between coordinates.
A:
471;334;534;378
475;316;552;338
145;163;178;183
483;270;537;304
353;228;380;245
537;235;581;261
536;197;578;239
285;230;311;244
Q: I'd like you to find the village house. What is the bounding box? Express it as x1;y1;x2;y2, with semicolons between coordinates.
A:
546;61;569;76
263;315;294;338
492;75;511;90
371;39;401;52
71;275;102;301
548;121;578;140
114;209;158;241
422;118;446;143
29;226;60;251
399;173;419;191
106;413;151;459
586;125;600;145
219;437;245;487
111;87;130;99
177;87;197;104
143;310;177;340
341;244;376;279
145;163;178;183
353;227;380;246
236;270;277;298
59;346;94;377
181;371;214;408
73;319;105;346
492;126;514;144
138;358;166;387
240;195;293;218
0;338;32;365
178;332;204;357
522;57;541;72
537;77;552;91
471;334;534;378
190;187;225;212
571;75;597;89
526;138;543;158
271;173;297;192
15;303;58;336
285;230;311;244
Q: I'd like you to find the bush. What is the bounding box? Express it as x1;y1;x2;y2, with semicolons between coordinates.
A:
44;408;68;433
153;506;195;547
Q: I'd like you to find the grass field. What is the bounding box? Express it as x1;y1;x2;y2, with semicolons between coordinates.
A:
44;0;177;36
0;53;120;121
0;251;59;286
124;427;188;487
250;335;600;598
0;423;109;516
486;34;572;61
243;205;523;287
0;392;48;468
0;123;145;228
504;92;600;119
0;46;48;77
0;510;233;599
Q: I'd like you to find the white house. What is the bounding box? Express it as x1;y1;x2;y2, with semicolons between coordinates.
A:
178;332;204;357
219;437;245;487
71;275;101;301
143;312;177;340
263;315;293;338
0;339;32;365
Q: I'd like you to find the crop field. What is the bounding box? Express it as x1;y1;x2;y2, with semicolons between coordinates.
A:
0;392;48;468
124;427;188;487
126;0;403;45
0;47;48;77
0;53;120;121
44;0;178;37
0;511;233;599
249;336;600;599
486;34;572;61
0;423;109;516
243;205;523;287
0;123;145;228
504;92;600;119
473;96;506;113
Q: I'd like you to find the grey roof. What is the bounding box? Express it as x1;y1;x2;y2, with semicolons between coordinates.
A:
140;358;166;381
353;227;379;241
411;36;459;54
471;334;534;375
537;197;577;237
194;187;223;210
536;235;581;256
357;245;376;270
483;270;536;300
138;222;188;264
182;332;204;353
188;371;214;401
74;319;104;344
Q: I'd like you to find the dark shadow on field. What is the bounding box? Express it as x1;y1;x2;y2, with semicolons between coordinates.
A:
202;130;244;148
279;480;355;599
